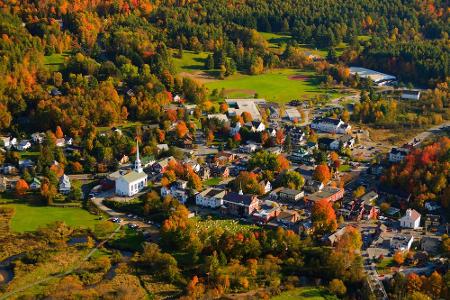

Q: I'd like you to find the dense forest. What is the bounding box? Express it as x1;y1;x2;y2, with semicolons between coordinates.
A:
0;0;448;135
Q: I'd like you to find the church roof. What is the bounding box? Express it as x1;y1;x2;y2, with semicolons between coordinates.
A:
120;171;147;183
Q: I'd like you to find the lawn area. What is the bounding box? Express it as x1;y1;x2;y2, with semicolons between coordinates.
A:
19;151;40;159
260;32;291;52
44;51;70;72
206;69;342;103
172;50;210;73
376;258;395;274
272;287;338;300
204;177;222;186
2;202;100;232
338;164;351;172
192;217;257;234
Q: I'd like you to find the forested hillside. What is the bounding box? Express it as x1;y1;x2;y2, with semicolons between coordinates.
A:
0;0;448;135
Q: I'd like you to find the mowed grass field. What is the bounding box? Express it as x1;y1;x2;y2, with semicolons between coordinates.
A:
172;50;210;73
44;51;70;72
206;69;341;103
272;287;338;300
3;202;100;232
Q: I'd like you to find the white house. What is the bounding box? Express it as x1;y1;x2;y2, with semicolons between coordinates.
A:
330;135;355;150
115;141;148;197
311;118;351;134
161;180;189;204
389;147;410;163
16;140;31;151
285;108;301;121
31;132;45;144
399;209;421;229
259;180;272;194
195;188;226;208
401;90;421;101
0;136;11;148
59;174;71;194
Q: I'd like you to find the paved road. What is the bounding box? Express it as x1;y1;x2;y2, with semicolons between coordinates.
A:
0;225;122;300
406;121;450;146
91;190;160;236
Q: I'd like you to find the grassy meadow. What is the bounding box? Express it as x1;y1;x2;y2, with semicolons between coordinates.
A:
3;202;100;232
206;69;341;103
44;51;70;72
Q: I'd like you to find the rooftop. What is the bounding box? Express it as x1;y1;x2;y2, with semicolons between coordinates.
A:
307;187;343;202
120;171;147;183
223;192;256;206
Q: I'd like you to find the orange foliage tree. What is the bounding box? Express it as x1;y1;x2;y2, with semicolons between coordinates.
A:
176;121;189;138
311;199;337;234
15;179;29;196
55;126;64;139
313;164;332;183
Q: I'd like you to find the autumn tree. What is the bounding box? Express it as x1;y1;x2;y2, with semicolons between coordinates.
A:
329;279;346;297
15;179;29;196
312;199;337;234
220;102;228;113
275;130;285;145
176;121;189;138
279;171;305;190
241;112;253;123
393;251;405;265
188;171;202;192
313;164;332;183
55;126;64;139
422;271;442;299
407;273;423;294
40;178;57;205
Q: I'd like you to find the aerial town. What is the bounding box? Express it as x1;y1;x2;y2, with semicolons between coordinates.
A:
0;1;448;299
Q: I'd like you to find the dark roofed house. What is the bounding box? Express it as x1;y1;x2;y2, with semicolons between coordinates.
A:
279;188;304;202
222;192;260;217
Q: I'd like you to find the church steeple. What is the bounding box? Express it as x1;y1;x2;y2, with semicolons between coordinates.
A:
134;139;143;173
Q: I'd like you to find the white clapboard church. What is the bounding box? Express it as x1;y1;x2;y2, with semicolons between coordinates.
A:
115;140;148;197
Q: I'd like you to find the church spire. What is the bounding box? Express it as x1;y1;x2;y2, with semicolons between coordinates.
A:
134;139;143;173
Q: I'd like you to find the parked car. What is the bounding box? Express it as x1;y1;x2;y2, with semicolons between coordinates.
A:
128;223;138;229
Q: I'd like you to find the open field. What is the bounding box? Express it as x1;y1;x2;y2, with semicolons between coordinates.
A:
172;50;210;73
192;217;257;234
206;69;342;103
44;51;70;72
2;202;100;232
272;287;338;300
204;177;222;186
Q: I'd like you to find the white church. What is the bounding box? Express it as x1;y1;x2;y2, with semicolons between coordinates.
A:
115;140;148;197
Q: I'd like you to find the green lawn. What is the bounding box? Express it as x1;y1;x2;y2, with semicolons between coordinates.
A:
2;203;100;232
204;177;222;186
172;50;210;73
260;32;291;52
272;287;338;300
206;69;341;103
192;217;257;234
44;51;70;72
338;164;351;172
376;258;394;274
